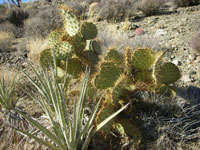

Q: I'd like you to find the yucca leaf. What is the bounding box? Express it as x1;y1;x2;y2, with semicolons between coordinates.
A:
94;103;130;133
14;127;59;150
14;109;66;149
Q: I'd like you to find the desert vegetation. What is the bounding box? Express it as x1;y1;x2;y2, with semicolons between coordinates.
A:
0;0;200;149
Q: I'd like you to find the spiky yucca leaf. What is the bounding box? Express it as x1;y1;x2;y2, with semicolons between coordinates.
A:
0;77;17;111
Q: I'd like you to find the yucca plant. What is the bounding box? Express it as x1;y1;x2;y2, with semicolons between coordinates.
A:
0;77;17;112
0;76;26;128
14;61;129;150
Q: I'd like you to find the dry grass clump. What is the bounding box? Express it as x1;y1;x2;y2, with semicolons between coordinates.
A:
97;25;160;55
7;8;29;27
139;0;163;16
97;0;139;22
24;6;62;38
26;37;48;65
190;31;200;53
171;0;200;7
0;31;14;52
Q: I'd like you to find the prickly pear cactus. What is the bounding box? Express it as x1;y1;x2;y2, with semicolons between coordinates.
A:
94;62;121;90
91;40;101;55
67;57;83;78
131;48;156;70
95;94;116;134
39;48;53;68
104;48;122;65
155;62;181;84
48;29;63;47
52;41;74;60
60;7;79;36
80;22;97;40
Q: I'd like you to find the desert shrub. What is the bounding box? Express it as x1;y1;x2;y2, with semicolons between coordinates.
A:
190;31;200;53
0;22;21;37
64;1;87;15
0;31;14;52
139;0;163;16
171;0;200;7
24;6;62;38
7;8;29;27
98;0;139;22
0;5;7;23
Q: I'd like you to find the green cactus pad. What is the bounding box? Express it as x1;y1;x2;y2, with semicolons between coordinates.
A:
67;34;86;53
123;47;132;76
60;8;79;36
94;63;121;90
92;40;101;55
48;29;63;47
87;82;96;100
104;48;122;65
131;48;156;70
116;119;142;144
39;48;53;69
80;22;97;40
82;50;99;66
52;41;74;60
95;97;115;133
67;58;83;78
155;62;181;84
134;71;156;91
134;71;154;83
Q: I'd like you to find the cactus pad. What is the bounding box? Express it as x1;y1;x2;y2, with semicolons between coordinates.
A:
66;34;86;53
60;8;79;36
155;62;181;84
39;48;53;69
104;48;122;65
52;41;74;60
92;40;101;55
131;48;156;70
80;22;97;40
134;71;156;91
94;63;121;90
156;85;176;97
67;58;83;77
82;50;99;66
95;97;115;133
134;71;154;83
48;29;63;47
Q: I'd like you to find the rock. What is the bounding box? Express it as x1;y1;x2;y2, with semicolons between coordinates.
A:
182;75;191;82
134;28;145;36
172;59;182;66
155;29;167;36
